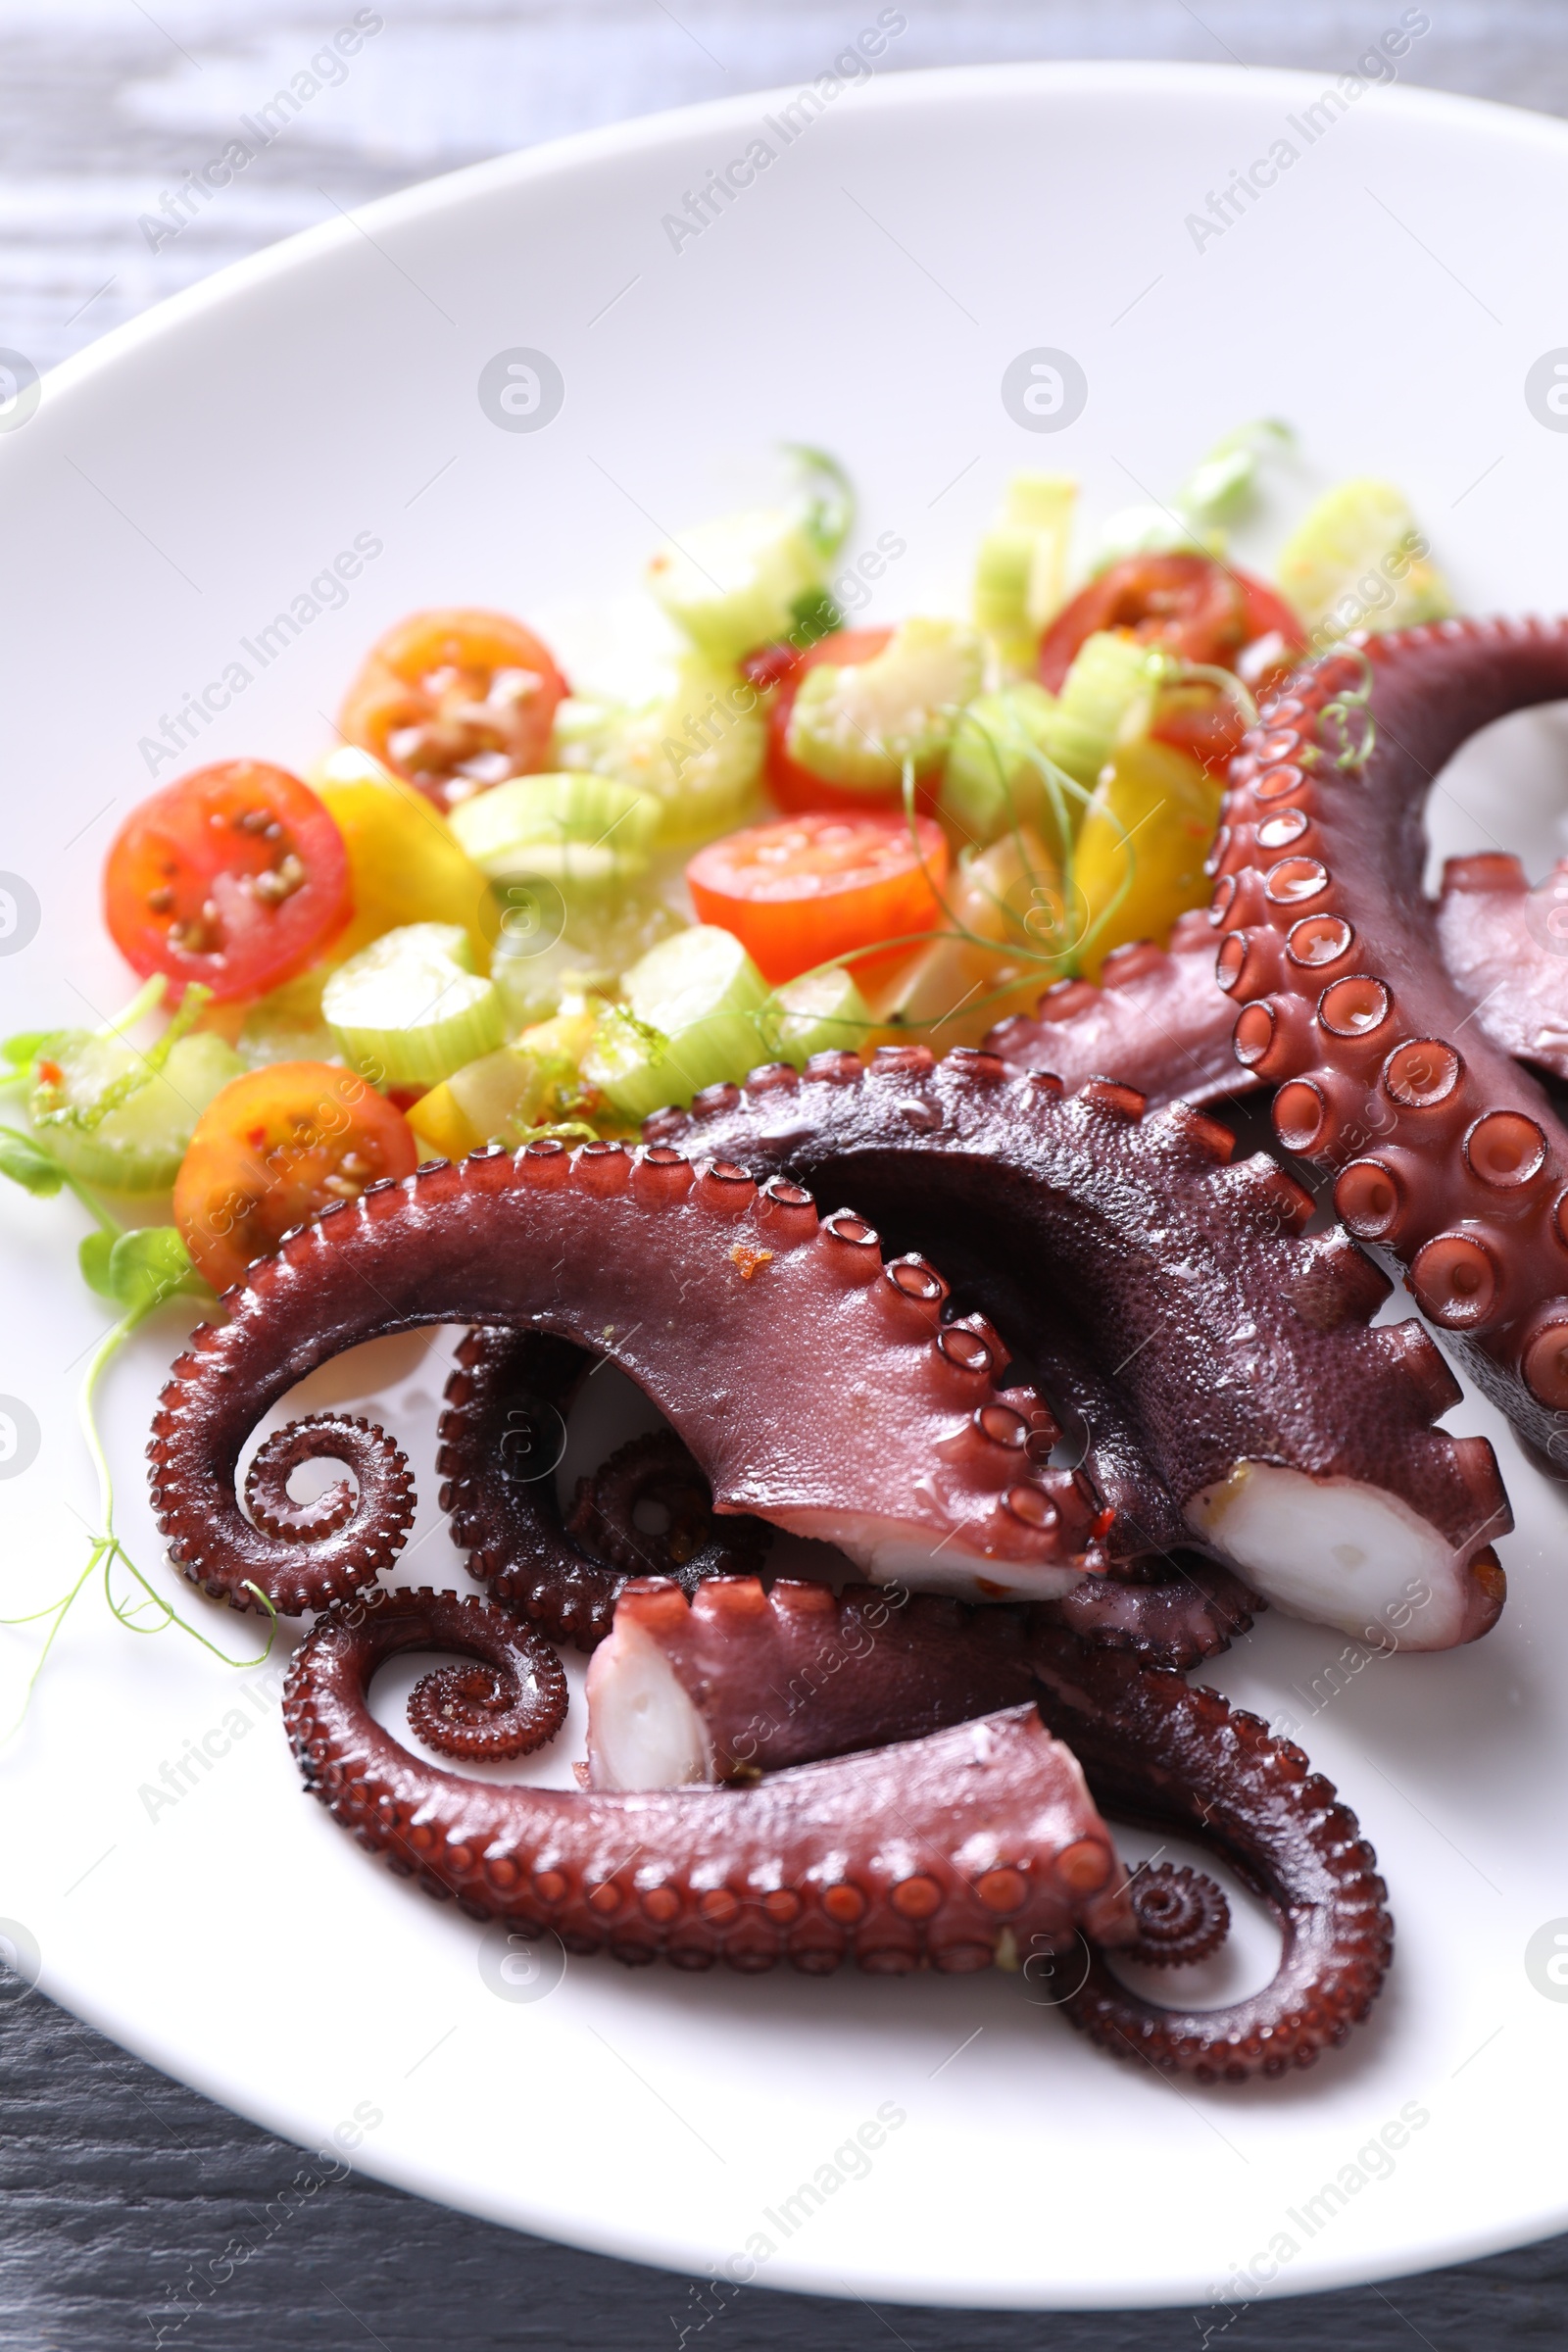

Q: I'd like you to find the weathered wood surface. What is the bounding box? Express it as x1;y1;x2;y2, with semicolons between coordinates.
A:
5;2;1568;2342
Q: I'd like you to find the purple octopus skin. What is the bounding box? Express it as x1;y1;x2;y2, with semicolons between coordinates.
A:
437;1322;1255;1665
582;1576;1392;2083
648;1054;1510;1648
1435;853;1568;1085
147;1138;1106;1617
435;1327;770;1652
584;1570;1262;1788
1211;619;1568;1456
282;1585;1133;1979
983;911;1261;1110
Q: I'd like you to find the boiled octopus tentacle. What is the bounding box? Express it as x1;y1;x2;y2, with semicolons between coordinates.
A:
1124;1863;1230;1967
407;1629;567;1763
982;911;1260;1110
435;1327;768;1651
1435;852;1568;1085
148;1139;1105;1616
283;1585;1133;1976
438;1324;1244;1663
1211;618;1568;1454
1034;1637;1393;2082
648;1052;1509;1647
582;1578;1391;2081
583;1570;1260;1788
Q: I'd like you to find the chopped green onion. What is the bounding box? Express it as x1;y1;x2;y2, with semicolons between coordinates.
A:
322;921;505;1090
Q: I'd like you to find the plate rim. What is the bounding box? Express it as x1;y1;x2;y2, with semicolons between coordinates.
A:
9;53;1568;2309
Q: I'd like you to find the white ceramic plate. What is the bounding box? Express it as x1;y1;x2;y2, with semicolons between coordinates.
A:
4;61;1568;2314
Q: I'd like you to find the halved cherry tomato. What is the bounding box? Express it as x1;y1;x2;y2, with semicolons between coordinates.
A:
752;627;898;816
687;810;950;985
173;1061;418;1294
339;608;568;811
104;762;351;1005
1037;554;1305;695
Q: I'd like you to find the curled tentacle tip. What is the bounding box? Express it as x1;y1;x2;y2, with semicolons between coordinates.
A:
1125;1862;1230;1967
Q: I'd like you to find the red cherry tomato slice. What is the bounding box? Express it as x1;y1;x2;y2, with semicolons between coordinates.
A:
687;809;950;985
1037;554;1305;694
104;761;351;1005
173;1061;418;1294
339;607;568;812
757;627;898;815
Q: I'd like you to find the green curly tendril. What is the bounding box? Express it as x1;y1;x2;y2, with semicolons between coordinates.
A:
0;996;277;1740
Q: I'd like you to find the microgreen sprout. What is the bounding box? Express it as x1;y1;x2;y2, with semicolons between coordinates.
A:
0;996;276;1736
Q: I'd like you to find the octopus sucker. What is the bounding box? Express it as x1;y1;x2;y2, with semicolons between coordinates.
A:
579;1578;1392;2081
648;1051;1509;1648
582;1570;1262;1791
1213;618;1568;1453
283;1585;1134;1975
147;1140;1104;1615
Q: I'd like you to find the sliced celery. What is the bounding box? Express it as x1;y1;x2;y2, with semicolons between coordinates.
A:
769;966;877;1066
30;1032;244;1191
972;473;1077;670
1176;418;1292;528
554;655;765;845
235;967;338;1071
1040;630;1157;792
1275;478;1454;643
410;1010;600;1158
583;925;768;1120
491;891;685;1032
322;921;505;1089
646;507;827;664
449;772;662;889
941;682;1064;850
786;618;984;792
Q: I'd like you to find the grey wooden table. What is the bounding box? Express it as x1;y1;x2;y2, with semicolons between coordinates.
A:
6;5;1568;2344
